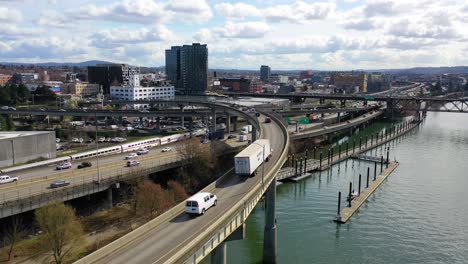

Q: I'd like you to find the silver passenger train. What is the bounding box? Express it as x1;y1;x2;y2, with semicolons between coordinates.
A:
1;133;191;173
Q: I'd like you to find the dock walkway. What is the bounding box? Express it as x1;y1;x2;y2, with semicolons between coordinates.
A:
334;161;399;223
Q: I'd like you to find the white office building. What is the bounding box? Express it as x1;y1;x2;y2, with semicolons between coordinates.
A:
110;75;175;109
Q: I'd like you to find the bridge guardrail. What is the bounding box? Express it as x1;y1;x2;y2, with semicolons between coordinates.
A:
165;110;290;263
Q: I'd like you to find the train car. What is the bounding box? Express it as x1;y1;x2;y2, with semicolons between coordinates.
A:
160;133;189;145
70;145;122;160
121;137;161;152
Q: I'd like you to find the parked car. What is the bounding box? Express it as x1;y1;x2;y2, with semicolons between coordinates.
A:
161;147;172;152
137;149;149;155
56;162;72;170
56;138;61;143
49;180;70;189
227;135;237;139
0;175;18;184
185;192;217;215
77;162;92;169
97;137;106;143
125;153;138;159
139;109;150;113
71;138;83;143
59;109;66;112
86;139;94;143
0;106;8;110
127;160;140;167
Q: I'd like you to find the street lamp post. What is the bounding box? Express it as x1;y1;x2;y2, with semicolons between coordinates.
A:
95;111;101;184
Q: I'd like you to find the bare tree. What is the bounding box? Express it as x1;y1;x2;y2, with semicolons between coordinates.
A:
177;138;211;164
136;181;171;219
35;201;84;264
3;216;23;261
167;181;188;202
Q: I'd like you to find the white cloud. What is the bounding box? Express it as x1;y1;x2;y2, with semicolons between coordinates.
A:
342;19;378;31
214;21;270;39
0;25;39;40
0;37;88;59
0;6;22;22
264;1;335;23
37;10;70;28
215;2;261;19
388;19;460;39
166;0;212;23
91;26;174;48
71;0;167;24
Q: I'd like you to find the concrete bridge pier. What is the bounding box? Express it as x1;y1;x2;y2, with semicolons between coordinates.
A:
211;108;217;131
106;187;113;209
263;177;277;264
211;223;245;264
156;117;161;133
211;241;227;264
233;116;238;132
189;117;193;138
252;126;257;141
226;114;231;134
180;105;185;127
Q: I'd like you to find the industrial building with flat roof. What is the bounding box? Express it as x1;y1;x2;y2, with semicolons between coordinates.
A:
0;131;56;168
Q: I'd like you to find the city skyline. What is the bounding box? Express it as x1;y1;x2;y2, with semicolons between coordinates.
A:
1;0;467;70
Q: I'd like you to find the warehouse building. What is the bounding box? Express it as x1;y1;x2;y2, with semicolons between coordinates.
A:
0;131;56;168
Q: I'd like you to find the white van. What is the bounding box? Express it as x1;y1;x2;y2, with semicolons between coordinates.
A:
185;192;217;215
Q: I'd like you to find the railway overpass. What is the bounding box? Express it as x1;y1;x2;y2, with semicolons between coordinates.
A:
0;101;261;217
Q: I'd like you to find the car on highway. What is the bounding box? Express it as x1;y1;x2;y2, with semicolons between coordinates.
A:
56;162;72;170
125;153;138;159
77;162;92;169
72;138;83;143
0;175;18;184
137;148;149;155
265;117;272;123
49;180;70;189
185;192;217;215
127;160;140;167
161;147;172;152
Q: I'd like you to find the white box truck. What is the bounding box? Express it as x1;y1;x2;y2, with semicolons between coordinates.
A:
240;125;249;135
246;125;252;133
234;139;272;176
238;134;248;142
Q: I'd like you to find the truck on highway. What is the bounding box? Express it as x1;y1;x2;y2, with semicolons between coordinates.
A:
234;139;272;177
240;125;253;135
0;175;18;184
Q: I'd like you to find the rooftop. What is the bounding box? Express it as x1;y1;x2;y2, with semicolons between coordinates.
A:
0;131;53;140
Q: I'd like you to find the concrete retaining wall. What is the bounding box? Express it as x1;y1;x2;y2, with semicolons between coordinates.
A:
0;131;56;167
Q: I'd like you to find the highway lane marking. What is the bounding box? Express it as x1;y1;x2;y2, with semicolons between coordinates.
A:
0;152;180;192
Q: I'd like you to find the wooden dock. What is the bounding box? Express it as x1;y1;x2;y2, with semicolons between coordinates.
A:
334;161;399;224
350;154;389;164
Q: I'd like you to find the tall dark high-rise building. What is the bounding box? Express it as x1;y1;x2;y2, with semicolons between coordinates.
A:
260;65;271;82
88;64;139;94
165;43;208;95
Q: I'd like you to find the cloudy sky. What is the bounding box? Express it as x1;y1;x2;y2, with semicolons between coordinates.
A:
1;0;467;70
